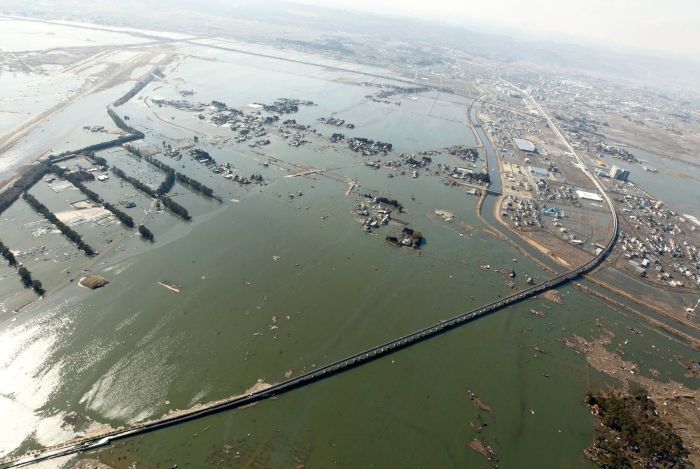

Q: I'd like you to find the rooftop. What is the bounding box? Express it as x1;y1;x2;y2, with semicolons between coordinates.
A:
576;190;603;202
514;138;536;152
529;165;548;177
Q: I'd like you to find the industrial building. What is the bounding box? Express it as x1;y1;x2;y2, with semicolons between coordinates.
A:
529;166;548;177
514;138;536;152
575;190;603;202
609;164;630;181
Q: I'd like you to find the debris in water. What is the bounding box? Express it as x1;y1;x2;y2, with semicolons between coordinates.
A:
541;289;563;304
468;391;492;413
158;281;182;293
467;439;499;466
434;209;455;222
79;274;109;290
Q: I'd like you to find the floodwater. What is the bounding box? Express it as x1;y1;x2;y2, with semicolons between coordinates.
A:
0;43;697;467
0;17;147;52
601;147;700;216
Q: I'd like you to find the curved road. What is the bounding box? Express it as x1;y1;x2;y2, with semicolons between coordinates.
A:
1;95;619;469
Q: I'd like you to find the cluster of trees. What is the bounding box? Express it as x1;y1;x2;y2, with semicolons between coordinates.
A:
18;266;44;295
22;193;96;256
140;153;219;200
1;239;44;294
113;74;154;107
123;145;144;158
585;388;688;467
67;170;95;182
50;165;135;229
190;149;216;165
112;166;191;221
138;224;154;242
52;159;160;240
176;172;216;198
104;201;135;228
160;197;191;220
1;99;144;217
107;108;145;138
60;171;99;200
112;166;157;198
363;194;403;212
473;172;491;184
157;171;175;196
87;152;108;167
80;135;143;153
402;227;424;248
0;163;50;215
122;147;174;196
0;240;18;267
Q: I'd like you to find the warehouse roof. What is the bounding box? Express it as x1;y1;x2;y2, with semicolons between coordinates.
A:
514;138;536;152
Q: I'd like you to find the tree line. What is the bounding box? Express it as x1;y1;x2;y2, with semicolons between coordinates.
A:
50;164;136;229
0;240;18;267
67;154;159;239
585;388;688;467
138;224;154;242
111;166;191;221
0;163;50;215
0;239;45;295
87;152;109;167
175;172;219;200
126;145;221;201
113;73;154;107
1;96;145;216
22;192;96;256
107;108;145;138
79;134;143;153
159;197;191;220
156;157;220;200
157;170;175;196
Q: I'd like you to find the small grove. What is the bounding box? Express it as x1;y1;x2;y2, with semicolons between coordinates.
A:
50;163;136;229
0;239;44;295
125;145;221;201
138;224;154;242
53;153;159;241
22;192;96;256
111;166;191;221
585;387;688;468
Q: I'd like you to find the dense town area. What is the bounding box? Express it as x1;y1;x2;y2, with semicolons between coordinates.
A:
470;84;700;296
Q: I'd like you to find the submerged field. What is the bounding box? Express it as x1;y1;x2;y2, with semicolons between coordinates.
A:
0;35;697;467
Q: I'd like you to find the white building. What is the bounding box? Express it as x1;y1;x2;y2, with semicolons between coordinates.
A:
514;138;536;153
575;190;603;202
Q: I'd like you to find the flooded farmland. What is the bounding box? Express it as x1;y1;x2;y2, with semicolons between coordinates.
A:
1;33;698;468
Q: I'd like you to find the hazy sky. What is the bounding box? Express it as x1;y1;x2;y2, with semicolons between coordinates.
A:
296;0;700;59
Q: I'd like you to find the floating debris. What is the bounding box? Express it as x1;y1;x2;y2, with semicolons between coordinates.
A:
435;209;455;222
79;275;109;290
158;281;182;293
